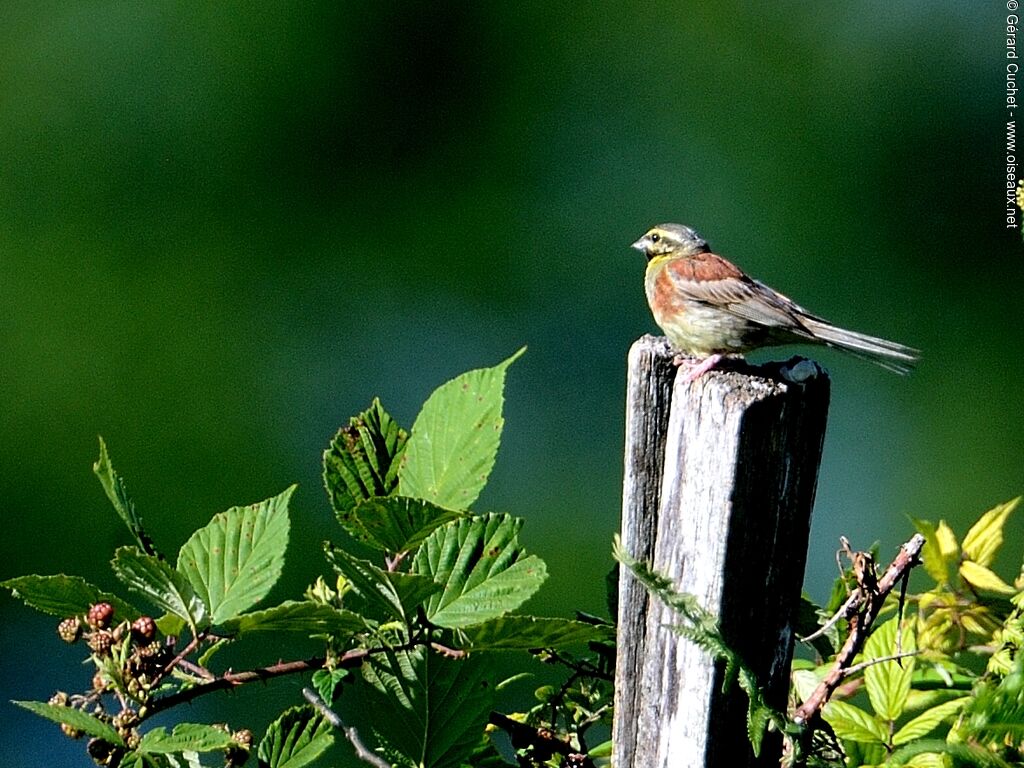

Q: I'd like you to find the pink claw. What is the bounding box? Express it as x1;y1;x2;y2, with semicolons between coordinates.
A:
678;354;723;382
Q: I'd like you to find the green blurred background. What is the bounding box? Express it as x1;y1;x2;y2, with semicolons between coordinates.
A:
2;2;1021;765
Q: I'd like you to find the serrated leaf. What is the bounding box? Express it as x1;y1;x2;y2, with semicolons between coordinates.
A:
893;696;970;745
398;348;524;510
455;615;613;651
216;600;365;636
348;496;466;554
139;724;236;754
112;546;207;630
176;486;292;623
354;647;498;768
935;522;959;566
1;574;140;620
959;561;1016;595
13;701;123;744
962;498;1019;567
312;667;350;704
412;513;547;628
911;518;950;585
822;700;887;744
864;617;916;721
324;399;408;535
157;613;186;637
93;437;160;558
325;544;440;622
257;705;333;768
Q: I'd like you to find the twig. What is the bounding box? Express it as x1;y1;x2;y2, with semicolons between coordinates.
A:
840;650;921;678
429;641;466;659
489;711;595;768
798;540;864;651
303;687;390;768
144;656;327;716
799;590;860;644
143;640;419;718
793;533;925;726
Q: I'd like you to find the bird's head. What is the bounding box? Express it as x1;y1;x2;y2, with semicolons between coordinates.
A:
631;223;710;260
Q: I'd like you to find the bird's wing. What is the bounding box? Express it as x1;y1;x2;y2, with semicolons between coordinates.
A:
664;254;814;332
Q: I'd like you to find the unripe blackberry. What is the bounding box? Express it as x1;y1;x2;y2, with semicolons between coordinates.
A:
112;710;139;731
92;671;109;693
131;616;157;643
57;617;82;643
87;602;115;630
48;691;69;707
124;730;141;750
61;722;84;739
232;729;253;747
226;730;253;767
88;629;114;656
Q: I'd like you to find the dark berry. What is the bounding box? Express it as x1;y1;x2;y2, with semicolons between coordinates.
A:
87;602;115;630
87;737;122;765
131;616;156;643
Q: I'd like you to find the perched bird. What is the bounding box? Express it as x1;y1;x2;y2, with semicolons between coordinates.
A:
632;223;919;380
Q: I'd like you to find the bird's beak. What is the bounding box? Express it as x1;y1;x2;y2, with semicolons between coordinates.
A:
630;237;647;252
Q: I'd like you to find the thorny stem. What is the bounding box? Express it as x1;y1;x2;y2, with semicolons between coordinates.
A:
144;640;420;719
793;533;926;728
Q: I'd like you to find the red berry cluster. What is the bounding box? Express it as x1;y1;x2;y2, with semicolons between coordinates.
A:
52;602;251;766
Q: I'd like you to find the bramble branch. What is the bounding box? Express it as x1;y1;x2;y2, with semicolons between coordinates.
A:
793;533;926;726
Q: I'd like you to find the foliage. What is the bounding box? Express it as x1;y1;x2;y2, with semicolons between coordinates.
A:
3;349;612;768
803;499;1024;768
7;344;1021;768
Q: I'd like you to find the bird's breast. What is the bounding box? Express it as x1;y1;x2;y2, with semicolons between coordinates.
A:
644;259;761;356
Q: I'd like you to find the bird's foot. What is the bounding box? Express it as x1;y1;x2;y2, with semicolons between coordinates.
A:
675;353;724;382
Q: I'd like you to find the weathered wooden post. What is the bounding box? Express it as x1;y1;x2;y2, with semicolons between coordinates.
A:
614;335;831;768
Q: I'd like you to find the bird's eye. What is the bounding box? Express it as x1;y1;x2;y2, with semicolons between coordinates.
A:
649;233;661;243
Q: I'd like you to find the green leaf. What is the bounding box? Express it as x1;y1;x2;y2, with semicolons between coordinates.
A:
412;513;547;628
354;647;498;768
257;705;334;768
822;700;887;744
325;544;440;622
1;574;140;620
138;724;236;754
94;437;160;558
911;517;947;585
959;560;1016;594
112;546;207;630
348;496;466;554
864;616;916;721
311;667;350;704
961;497;1019;567
889;739;1016;768
893;696;970;745
398;348;525;510
13;700;123;744
216;600;365;636
324;399;408;535
176;486;293;624
455;615;614;651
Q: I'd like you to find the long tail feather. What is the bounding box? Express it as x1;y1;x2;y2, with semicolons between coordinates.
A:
799;318;920;375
